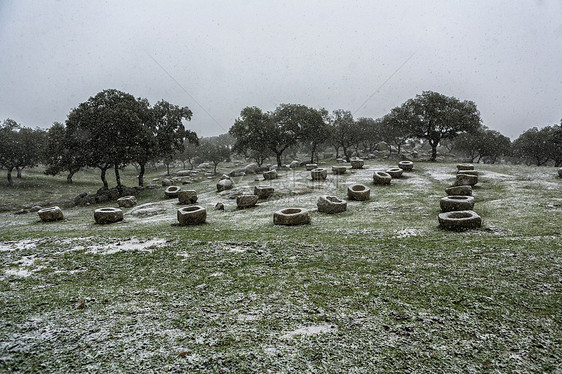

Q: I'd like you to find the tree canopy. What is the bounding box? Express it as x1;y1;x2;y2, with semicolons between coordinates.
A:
398;91;482;161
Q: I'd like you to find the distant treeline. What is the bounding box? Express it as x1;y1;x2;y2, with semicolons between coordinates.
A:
1;89;561;187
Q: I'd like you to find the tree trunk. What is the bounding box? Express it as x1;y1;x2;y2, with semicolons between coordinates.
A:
7;167;13;186
114;164;121;187
166;162;170;176
138;163;145;187
67;171;75;184
342;146;351;162
275;153;282;167
333;145;340;159
213;162;218;175
16;167;22;178
430;145;437;161
100;167;109;189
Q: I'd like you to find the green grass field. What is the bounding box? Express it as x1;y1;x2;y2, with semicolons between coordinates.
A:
0;161;560;372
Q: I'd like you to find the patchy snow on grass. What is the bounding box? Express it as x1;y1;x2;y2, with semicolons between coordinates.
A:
0;239;41;252
85;238;168;255
393;228;422;238
281;323;338;338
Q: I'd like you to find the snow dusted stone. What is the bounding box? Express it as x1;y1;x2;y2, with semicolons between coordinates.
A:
289;160;300;168
457;164;474;171
236;194;259;209
217;179;234;192
455;173;478;186
373;171;392;185
317;195;347;214
215;202;225;210
117;196;137;208
38;206;64;222
311;168;328;181
332;166;347;175
178;190;198;204
438;210;482;230
456;170;478;176
243;163;258;174
347;184;370;201
165;186;181;198
254;185;274;199
445;185;472;196
336;158;345;163
263;170;278;180
94;207;123;224
350;158;364;169
398;161;414;171
440;195;475;212
177;205;206;225
306;163;318;171
273;208;310;226
386;167;404;178
161;178;173;187
446;185;473;196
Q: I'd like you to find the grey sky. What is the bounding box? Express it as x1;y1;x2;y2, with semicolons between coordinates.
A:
1;0;561;139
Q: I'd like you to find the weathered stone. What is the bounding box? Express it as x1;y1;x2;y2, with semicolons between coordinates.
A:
375;142;389;151
182;180;193;185
273;208;310;226
440;195;475;212
386;167;404;178
236;194;259;209
457;164;474;171
445;185;472;196
263;170;278;180
177;205;206;225
117;196;137;208
306;163;318;171
243;163;258;174
350;158;364;169
128;203;167;217
289;160;300;168
161;178;173;187
30;205;42;212
317;195;347;214
215;202;225;210
455;173;478;186
438;210;482;230
311;168;328;181
175;170;193;177
398;161;414;171
220;174;231;180
347;184;370;201
373;171;392;185
94;207;123;224
336;158;345;163
165;186;181;198
38;206;64;222
217;179;234;192
332;166;347;175
178;190;197;204
456;170;478;176
254;185;275;199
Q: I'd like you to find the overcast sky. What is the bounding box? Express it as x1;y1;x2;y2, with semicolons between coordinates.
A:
1;0;561;139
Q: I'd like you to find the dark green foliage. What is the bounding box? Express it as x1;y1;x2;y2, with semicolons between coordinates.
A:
513;125;562;166
396;91;482;161
454;126;512;163
0;119;46;185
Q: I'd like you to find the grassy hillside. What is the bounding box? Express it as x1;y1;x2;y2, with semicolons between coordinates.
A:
0;161;560;372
